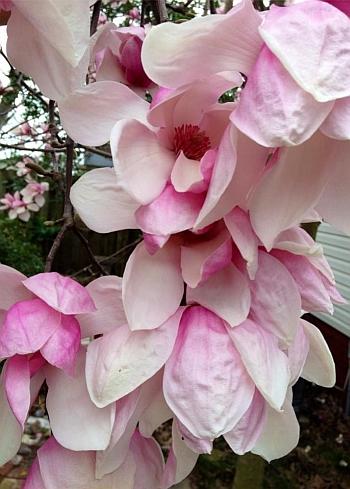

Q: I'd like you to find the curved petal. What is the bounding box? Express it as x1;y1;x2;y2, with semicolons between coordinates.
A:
142;0;263;88
86;310;183;408
250;251;301;345
4;355;31;427
40;316;81;374
171;152;204;193
111;119;174;205
232;46;333;147
288;321;309;386
78;276;126;338
23;459;46;489
46;350;115;451
224;207;259;279
59;81;149;146
224;389;267;456
162;421;199;489
138;390;173;438
136;185;205;236
23;273;95;315
260;1;350;102
321;97;350;140
187;264;251;328
0;372;23;466
0;264;32;311
163;306;255;439
301;319;336;387
130;430;164;489
229;319;290;410
7;6;88;100
70;168;139;233
122;241;183;331
252;397;299;462
249;132;334;250
181;229;232;288
316;139;350;235
0;299;61;358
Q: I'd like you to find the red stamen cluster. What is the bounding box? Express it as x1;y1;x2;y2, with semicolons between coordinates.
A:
173;124;211;161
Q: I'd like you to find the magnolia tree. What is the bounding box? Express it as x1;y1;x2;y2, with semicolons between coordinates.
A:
0;0;349;487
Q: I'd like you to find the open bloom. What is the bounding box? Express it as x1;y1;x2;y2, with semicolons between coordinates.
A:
21;181;49;208
0;268;118;466
0;191;39;221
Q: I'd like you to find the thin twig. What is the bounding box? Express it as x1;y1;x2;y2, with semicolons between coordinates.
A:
0;142;64;153
44;222;70;273
74;228;108;276
156;0;169;22
77;144;112;158
90;0;102;36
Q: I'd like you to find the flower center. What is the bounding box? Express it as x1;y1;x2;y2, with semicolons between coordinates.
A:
173;124;211;161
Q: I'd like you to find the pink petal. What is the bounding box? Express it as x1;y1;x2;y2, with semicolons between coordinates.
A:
143;233;170;255
78;276;126;338
171;151;204;193
316;139;350;235
0;298;61;357
59;81;149;146
163;306;255;439
23;459;46;489
232;45;333;147
187;264;251;328
321;97;350;139
194;125;237;230
122;241;183;330
40;316;81;375
86;310;184;407
142;0;263;88
70;167;139;233
301;319;336;387
0;372;23;466
23;272;95;315
181;229;232;288
325;0;350;16
224;207;259;279
250;251;301;345
260;1;350;102
111;119;174;205
45;349;115;451
252;397;299;462
130;430;164;488
162;421;199;489
176;420;213;454
272;250;334;313
249;132;333;250
7;6;88;100
224;389;267;455
138;382;173;438
0;264;32;311
288;321;310;386
4;355;31;427
229;319;290;409
136;184;205;236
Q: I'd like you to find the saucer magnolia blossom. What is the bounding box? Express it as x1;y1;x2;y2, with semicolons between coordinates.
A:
0;268;119;466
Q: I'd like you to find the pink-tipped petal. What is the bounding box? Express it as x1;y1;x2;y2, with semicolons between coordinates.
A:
23;273;95;315
250;251;301;345
224;207;259;279
187;264;251;328
4;355;31;427
136;185;206;236
111;119;174;205
122;241;183;331
301;319;336;387
0;264;32;311
229;319;290;410
163;307;255;439
59;81;149;146
249;132;333;250
70;168;139;234
142;0;263;88
224;389;267;456
252;397;299;462
130;430;165;488
86;310;183;408
40;316;81;375
260;1;350;102
46;350;115;451
232;45;333;147
78;276;126;338
181;229;232;288
0;299;61;358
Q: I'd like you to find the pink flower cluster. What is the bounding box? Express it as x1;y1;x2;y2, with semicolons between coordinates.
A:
0;0;349;487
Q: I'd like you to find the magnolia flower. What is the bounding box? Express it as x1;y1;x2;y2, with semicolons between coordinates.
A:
12;121;34;137
0;191;38;222
15;157;33;177
21;181;49;207
0;268;120;466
